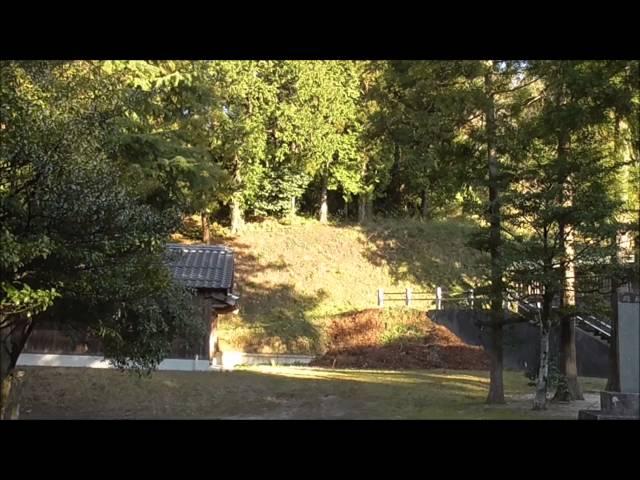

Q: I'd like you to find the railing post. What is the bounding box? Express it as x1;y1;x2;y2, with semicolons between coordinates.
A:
405;288;412;307
378;288;384;308
436;286;442;310
468;289;474;309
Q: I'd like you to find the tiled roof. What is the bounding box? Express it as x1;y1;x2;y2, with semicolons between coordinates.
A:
166;244;235;291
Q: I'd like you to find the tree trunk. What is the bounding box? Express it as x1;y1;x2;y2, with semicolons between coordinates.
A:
1;370;25;420
487;312;505;404
485;62;505;404
421;187;429;219
208;311;219;365
290;196;296;219
533;316;551;410
556;219;583;401
1;315;35;419
319;167;329;224
561;228;576;308
555;316;583;401
358;193;366;223
386;143;403;210
230;153;243;234
230;198;243;234
201;211;210;244
606;116;623;392
358;154;369;224
554;112;582;401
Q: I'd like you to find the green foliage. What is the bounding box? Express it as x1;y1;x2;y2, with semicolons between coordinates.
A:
380;322;425;345
106;61;229;214
499;61;630;303
0;61;202;378
526;357;563;389
97;282;202;373
251;166;311;218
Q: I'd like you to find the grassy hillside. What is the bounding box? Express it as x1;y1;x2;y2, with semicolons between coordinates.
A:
173;216;488;354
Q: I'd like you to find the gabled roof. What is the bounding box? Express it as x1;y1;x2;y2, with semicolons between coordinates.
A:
166;244;235;291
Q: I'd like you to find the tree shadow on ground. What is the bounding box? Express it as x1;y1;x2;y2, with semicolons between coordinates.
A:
210;235;325;354
228;282;327;353
357;218;487;293
19;366;522;420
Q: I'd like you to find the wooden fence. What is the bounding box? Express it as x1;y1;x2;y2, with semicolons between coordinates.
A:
376;273;631;311
377;287;478;310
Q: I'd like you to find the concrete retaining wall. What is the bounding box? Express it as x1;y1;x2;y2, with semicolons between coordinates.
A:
217;352;314;368
428;309;610;378
17;351;314;372
17;353;219;371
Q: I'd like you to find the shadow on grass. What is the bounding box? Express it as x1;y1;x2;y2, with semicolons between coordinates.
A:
357;218;487;293
209;236;325;354
233;282;326;353
19;366;514;420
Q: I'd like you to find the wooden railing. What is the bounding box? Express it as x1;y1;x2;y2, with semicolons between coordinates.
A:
377;287;478;310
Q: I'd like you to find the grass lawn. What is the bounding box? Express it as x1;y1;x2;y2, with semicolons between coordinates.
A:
18;366;604;419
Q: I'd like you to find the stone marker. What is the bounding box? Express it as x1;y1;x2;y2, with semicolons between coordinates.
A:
579;291;640;420
618;291;639;394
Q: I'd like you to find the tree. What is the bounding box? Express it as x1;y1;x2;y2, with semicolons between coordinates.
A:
295;61;364;223
205;61;279;233
375;60;531;404
370;61;473;219
247;61;311;219
482;60;507;404
102;60;229;242
503;139;619;409
520;61;634;402
463;60;530;404
0;61;202;417
500;61;626;409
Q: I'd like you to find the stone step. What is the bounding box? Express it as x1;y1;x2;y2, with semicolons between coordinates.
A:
578;409;639;420
600;391;640;417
